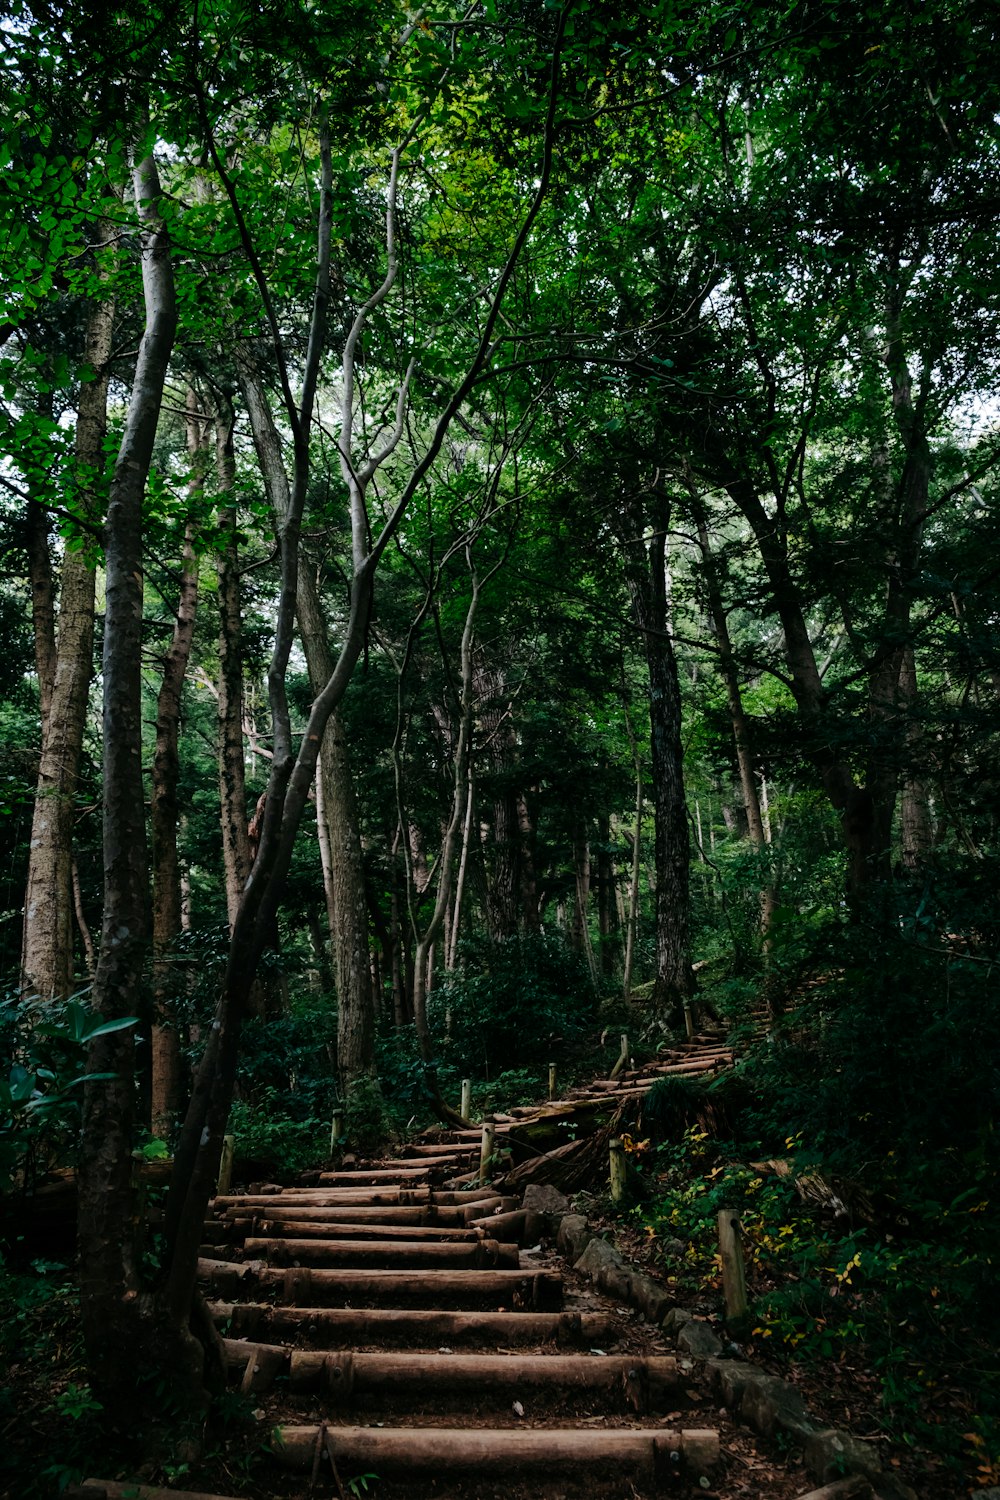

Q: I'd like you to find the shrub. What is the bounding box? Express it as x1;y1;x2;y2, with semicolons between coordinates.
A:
429;932;596;1078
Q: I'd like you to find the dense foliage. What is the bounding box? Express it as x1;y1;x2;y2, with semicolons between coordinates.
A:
0;0;998;1486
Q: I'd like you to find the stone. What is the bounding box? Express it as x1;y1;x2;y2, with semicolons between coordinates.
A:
556;1213;592;1261
676;1319;724;1358
804;1429;882;1486
573;1235;672;1323
662;1306;693;1333
704;1358;753;1405
575;1235;626;1277
737;1369;815;1441
794;1479;873;1500
523;1183;571;1216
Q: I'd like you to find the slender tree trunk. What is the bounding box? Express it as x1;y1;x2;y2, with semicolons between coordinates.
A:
517;791;541;934
213;403;253;929
898;644;932;872
622;709;643;1001
238;341;376;1087
21;262;114;1002
595;814;614;977
694;509;777;944
409;577;479;1117
571;817;598;983
77;146;190;1410
616;490;693;1016
474;660;521;940
25;445;56;727
150;395;203;1136
446;766;475;969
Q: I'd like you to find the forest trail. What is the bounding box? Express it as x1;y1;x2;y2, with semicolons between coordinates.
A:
202;1034;746;1500
193;1036;829;1499
87;1037;858;1500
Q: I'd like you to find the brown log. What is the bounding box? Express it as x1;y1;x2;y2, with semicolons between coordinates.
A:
316;1166;435;1185
271;1425;718;1479
404;1142;478;1157
219;1197;511;1226
241;1236;520;1269
80;1486;242;1500
210;1302;614;1347
250;1219;484;1242
466;1209;533;1243
286;1350;679;1408
214;1185;505;1209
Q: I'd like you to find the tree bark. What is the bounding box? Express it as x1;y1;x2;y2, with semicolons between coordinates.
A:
150;393;203;1136
694;508;777;946
237;349;375;1089
77;145;185;1409
213;401;253;929
21;263;114;1002
616;490;693;1016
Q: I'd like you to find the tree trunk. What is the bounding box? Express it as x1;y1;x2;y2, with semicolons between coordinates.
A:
21;264;114;1002
77;146;187;1410
478;663;520;941
617;491;693;1016
237;345;375;1089
898;643;932;872
694;509;777;945
213;403;253;929
150;394;203;1136
517;791;541;934
596;813;616;978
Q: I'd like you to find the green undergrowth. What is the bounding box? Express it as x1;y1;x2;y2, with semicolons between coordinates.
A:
617;906;1000;1490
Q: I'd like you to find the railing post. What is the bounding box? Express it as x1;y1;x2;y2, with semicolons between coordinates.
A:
479;1116;496;1186
609;1136;626;1203
217;1133;235;1196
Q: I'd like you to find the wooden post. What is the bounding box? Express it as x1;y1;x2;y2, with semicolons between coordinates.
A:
609;1137;626;1204
479;1116;496;1186
547;1062;557;1101
717;1209;749;1332
683;1002;695;1040
330;1108;344;1153
217;1133;235;1196
460;1079;472;1122
609;1032;629;1081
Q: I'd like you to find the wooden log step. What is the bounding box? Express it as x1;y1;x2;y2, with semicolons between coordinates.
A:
400;1142;479;1156
210;1302;614;1348
249;1218;487;1242
366;1152;477;1169
199;1263;564;1309
466;1208;532;1244
316;1166;436;1185
286;1350;681;1408
215;1185;505;1209
78;1484;243;1500
271;1425;720;1481
242;1236;521;1269
219;1196;514;1226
